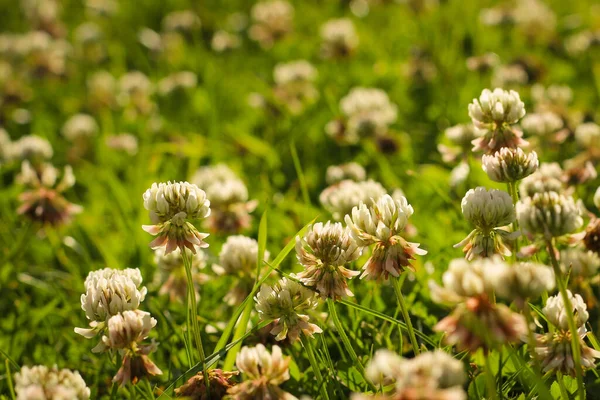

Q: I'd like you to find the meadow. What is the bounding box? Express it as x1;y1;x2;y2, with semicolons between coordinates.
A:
1;0;600;399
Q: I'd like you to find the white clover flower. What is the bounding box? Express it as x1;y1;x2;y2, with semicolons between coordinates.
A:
491;64;528;88
560;248;600;279
595;187;600;210
273;60;317;86
95;309;156;352
272;60;319;114
61;114;98;141
365;349;405;387
295;221;361;300
85;0;118;17
119;71;153;96
0;128;11;162
105;133;138;155
487;261;555;304
157;71;197;96
521;112;564;136
14;365;90;400
211;30;241;52
406;350;466;390
429;258;488;303
227;344;296;399
320;18;359;59
320;179;386;220
482;148;538;183
162;10;201;32
543;290;588;330
466;52;500;72
461;187;515;229
325;162;366;185
338;87;398;141
449;162;470;188
10;135;53;161
345;194;426;279
142;181;210;254
519;162;564;198
575;122;600;149
531;83;573;107
76;268;147;336
213;235;270;305
468;88;526;128
249;0;294;48
517;192;583;239
444;123;483;149
255;277;322;342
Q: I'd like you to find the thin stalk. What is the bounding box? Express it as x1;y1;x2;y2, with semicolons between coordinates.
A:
485;353;499;400
5;359;16;400
181;249;209;391
302;335;330;400
522;302;542;372
556;372;570;400
546;238;585;400
507;181;520;257
391;277;420;355
326;299;376;392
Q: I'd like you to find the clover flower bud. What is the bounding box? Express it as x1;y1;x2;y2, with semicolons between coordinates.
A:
345;194;426;280
227;344;295;399
213;235;270;305
295;221;361;300
162;10;201;33
255;278;322;342
518;162;564;198
517;192;583;239
14;365;90;400
75;268;147;338
544;290;588;330
320;18;359;59
575;122;600;149
61;114;98;141
455;188;517;259
142;181;210;254
175;369;238;399
249;0;294;48
153;247;208;303
521;112;564;137
320;179;386;220
560;248;600;279
482;148;538;183
325;162;366;185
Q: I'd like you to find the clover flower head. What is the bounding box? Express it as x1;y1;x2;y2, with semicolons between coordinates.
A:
339;87;398;140
61;114;98;141
595;187;600;210
162;10;201;32
227;344;296;400
320;18;359;59
75;267;147;338
468;88;526;128
517;191;583;239
560;248;600;279
14;365;90;400
295;221;361;300
175;369;238;399
521;112;563;136
0;128;12;162
153;246;208;303
10;135;53;162
482;148;538;183
544;290;588;330
211;30;242;52
575;122;600;149
488;261;555;304
105;133;138;155
142;181;210;254
255;278;322;342
444;123;483;149
249;0;294;48
519;162;564;198
429;258;489;303
461;187;515;230
157;71;197;96
17;161;82;225
326;162;366;185
273;60;317;86
491;64;528;88
365;349;406;387
320;179;386;220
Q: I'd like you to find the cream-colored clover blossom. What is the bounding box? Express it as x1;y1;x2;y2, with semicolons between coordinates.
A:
0;128;11;163
157;71;197;96
560;248;600;279
295;221;361;300
175;369;237;399
272;60;319;114
75;267;147;338
255;277;322;342
10;135;53;162
482;148;538;183
445;123;483;149
595;187;600;210
61;114;98;141
487;261;555;305
162;10;201;32
227;344;297;400
338;87;398;141
516;192;583;239
575;122;600;149
531;83;573;107
273;60;317;85
325;162;366;185
320;179;386;220
345;194;427;280
213;235;270;305
14;365;90;400
491;64;528;89
153;247;208;303
535;291;600;375
468;88;527;153
320;18;359;59
519;162;564;198
521;112;563;137
454;187;517;260
142;181;210;254
359;349;466;400
249;0;294;48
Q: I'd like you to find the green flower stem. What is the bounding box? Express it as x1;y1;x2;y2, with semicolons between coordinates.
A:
485;353;499;400
391;277;420;355
302;335;330;400
522;301;542;372
546;238;585;400
507;181;520;258
181;249;209;391
557;372;571;400
326;299;376;392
